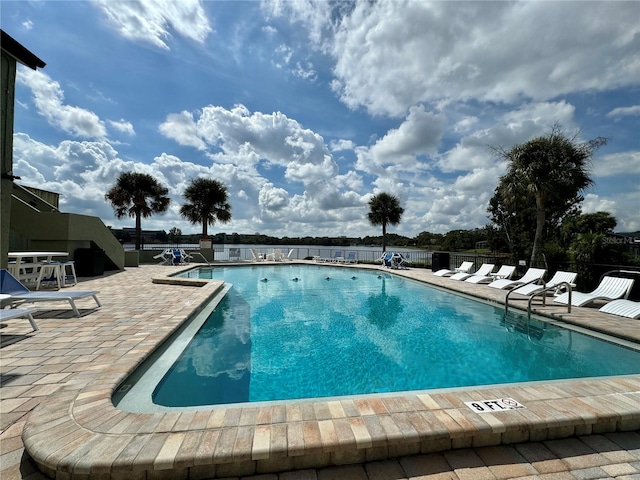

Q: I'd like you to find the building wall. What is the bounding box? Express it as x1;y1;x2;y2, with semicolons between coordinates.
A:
1;50;17;269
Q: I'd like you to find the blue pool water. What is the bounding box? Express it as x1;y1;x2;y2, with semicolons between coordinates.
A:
149;265;640;407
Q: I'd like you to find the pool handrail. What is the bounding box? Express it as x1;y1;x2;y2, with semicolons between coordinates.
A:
505;280;573;318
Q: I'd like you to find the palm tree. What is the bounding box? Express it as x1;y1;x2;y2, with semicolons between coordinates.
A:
367;192;404;253
495;125;606;265
105;172;171;250
180;178;232;238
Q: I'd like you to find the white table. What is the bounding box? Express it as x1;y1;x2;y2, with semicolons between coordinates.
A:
7;252;69;290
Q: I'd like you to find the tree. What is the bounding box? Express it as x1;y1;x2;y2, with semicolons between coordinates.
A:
168;227;182;243
180;178;232;238
491;125;606;265
105;172;171;250
367;192;404;252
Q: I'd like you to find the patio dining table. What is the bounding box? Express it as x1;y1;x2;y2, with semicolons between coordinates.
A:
7;251;69;290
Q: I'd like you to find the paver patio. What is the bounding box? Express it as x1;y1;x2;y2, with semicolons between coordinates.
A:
1;263;639;479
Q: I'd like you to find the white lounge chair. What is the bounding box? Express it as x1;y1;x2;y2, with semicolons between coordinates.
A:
153;248;173;265
466;265;517;284
319;251;343;263
268;249;283;262
554;276;635;307
512;271;577;297
1;269;101;317
450;263;494;281
598;299;640;319
433;261;473;277
0;306;38;331
250;249;264;262
389;253;408;269
229;248;241;261
284;249;294;261
488;268;546;289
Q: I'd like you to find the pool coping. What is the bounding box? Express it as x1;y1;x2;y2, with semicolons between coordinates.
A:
21;263;640;479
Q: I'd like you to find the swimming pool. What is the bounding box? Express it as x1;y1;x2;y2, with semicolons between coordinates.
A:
115;264;640;410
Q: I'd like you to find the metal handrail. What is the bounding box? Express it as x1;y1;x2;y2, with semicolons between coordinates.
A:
599;269;640;282
505;280;573;319
504;278;548;315
526;282;573;320
188;251;212;266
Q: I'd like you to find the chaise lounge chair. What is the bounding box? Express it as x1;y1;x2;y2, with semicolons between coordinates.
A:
511;271;577;297
250;249;264;262
487;267;546;289
342;252;358;264
433;261;473;277
598;299;640;319
319;251;343;263
0;305;38;331
449;263;494;281
554;276;635;307
1;269;101;317
466;265;516;284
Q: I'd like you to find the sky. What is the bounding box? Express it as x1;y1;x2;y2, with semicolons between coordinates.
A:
3;0;639;238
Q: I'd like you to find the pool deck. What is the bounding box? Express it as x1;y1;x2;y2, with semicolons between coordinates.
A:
1;262;639;479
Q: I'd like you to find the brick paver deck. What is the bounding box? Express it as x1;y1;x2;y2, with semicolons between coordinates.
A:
1;263;639;479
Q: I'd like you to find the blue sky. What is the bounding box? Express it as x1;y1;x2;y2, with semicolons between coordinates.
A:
4;0;639;238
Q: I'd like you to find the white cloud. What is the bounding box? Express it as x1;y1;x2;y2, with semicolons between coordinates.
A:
108;119;135;136
583;192;640;232
329;139;355;152
356;105;445;174
607;105;640;118
324;1;640;116
17;68;107;138
592;151;640;177
94;0;213;50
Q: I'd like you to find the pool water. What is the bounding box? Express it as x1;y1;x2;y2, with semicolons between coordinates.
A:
150;265;640;407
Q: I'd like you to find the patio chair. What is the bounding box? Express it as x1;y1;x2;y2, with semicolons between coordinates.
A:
511;271;577;297
153;249;172;265
554;276;635;307
342;251;358;264
450;263;494;281
319;251;343;263
390;253;408;269
381;252;394;268
229;248;241;261
466;265;517;284
284;249;295;261
0;305;38;331
0;269;101;317
179;249;193;263
433;261;473;277
250;249;264;262
598;299;640;319
487;268;546;289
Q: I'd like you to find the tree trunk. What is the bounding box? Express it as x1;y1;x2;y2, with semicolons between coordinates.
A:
202;216;208;238
382;222;387;253
530;194;545;266
135;211;142;251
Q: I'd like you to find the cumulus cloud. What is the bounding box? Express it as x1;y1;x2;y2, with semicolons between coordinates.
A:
93;0;212;50
17;68;107;138
318;1;640;116
160;104;335;174
356;105;445;174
